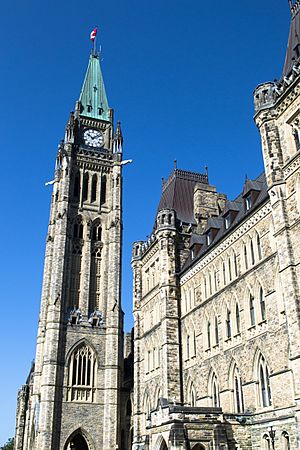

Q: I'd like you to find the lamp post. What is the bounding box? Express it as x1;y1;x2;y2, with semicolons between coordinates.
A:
268;426;276;450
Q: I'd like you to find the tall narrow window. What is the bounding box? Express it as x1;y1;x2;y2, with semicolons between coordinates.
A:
228;257;232;281
73;171;80;199
215;317;219;345
91;174;97;203
69;217;83;308
233;367;244;413
209;273;212;295
234;251;238;277
250;239;255;265
223;261;226;285
92;223;102;242
67;344;96;402
211;374;220;407
244;244;248;270
207;322;211;349
226;308;232;339
82;173;89;202
257;234;262;260
89;248;101;312
235;303;241;334
250;294;255;327
187;335;190;360
214;270;217;291
259;355;272;407
100;175;107;206
282;432;290;450
260;287;266;321
204;277;207;299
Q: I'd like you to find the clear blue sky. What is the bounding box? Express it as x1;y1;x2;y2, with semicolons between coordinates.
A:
0;0;291;444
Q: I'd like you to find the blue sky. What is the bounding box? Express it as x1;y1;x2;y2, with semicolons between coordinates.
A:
0;0;291;445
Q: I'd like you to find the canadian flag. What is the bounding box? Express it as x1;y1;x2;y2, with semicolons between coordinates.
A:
90;28;97;42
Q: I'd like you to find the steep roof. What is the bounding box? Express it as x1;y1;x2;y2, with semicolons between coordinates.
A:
181;172;269;273
79;53;110;121
283;1;300;77
157;169;209;224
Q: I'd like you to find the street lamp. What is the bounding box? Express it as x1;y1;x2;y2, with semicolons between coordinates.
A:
268;426;276;450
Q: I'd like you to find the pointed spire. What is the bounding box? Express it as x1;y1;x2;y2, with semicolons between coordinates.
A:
283;0;300;76
78;53;110;121
113;121;123;153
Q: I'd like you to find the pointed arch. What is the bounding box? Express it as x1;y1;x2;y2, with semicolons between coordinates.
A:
66;341;97;402
82;172;89;202
253;350;272;408
208;369;220;408
91;173;98;203
73;170;81;199
154;435;168;450
64;427;95;450
186;377;197;406
229;361;244;413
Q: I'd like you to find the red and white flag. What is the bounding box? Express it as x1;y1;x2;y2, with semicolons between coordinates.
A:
90;28;97;42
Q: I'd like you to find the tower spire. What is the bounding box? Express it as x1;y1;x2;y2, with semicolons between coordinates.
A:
78;53;110;121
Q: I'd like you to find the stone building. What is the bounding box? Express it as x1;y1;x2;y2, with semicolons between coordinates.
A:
131;3;300;450
14;2;300;450
14;51;132;450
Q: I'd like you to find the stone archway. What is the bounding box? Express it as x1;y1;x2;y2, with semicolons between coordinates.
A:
64;432;89;450
192;444;206;450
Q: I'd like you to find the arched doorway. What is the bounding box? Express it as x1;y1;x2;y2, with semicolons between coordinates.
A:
65;433;89;450
192;445;206;450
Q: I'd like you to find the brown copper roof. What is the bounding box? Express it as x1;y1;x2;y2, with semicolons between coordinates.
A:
157;169;208;224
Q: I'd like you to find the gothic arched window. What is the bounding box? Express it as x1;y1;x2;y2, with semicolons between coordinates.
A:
250;294;255;327
233;366;244;413
260;287;266;321
258;355;272;407
207;321;211;349
257;234;262;260
244;244;249;270
73;171;80;199
234;251;238;277
214;316;219;345
282;431;290;450
250;239;255;265
211;373;220;408
67;343;97;402
89;247;101;312
92;223;102;242
226;308;232;339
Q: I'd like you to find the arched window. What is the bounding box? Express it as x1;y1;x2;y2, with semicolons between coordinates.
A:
187;381;196;407
214;270;218;291
258;355;272;407
73;171;80;199
226;308;232;339
257;234;262;260
207;321;211;349
100;175;107;206
73;217;83;239
187;335;190;360
260;287;266;321
262;434;271;450
91;174;97;203
235;303;241;334
250;294;255;327
204;277;207;299
244;244;248;270
92;223;102;241
214;317;219;345
233;366;244;413
82;173;89;202
67;343;97;402
282;431;290;450
250;239;255;265
209;272;212;295
69;217;83;308
211;373;220;407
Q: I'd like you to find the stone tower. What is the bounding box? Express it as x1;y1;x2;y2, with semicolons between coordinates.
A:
15;51;124;450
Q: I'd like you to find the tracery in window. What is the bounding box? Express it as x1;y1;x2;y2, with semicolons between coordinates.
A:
67;343;97;402
91;223;102;242
258;355;272;407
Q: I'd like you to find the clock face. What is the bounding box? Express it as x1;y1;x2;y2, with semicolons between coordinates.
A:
83;129;104;148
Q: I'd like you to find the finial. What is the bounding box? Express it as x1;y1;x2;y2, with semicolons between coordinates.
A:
113;121;123;153
289;0;294;12
204;165;209;178
174;159;177;170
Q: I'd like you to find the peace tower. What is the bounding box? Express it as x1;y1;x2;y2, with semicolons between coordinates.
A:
14;51;127;450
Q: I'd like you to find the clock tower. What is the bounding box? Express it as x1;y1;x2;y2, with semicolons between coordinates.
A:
15;51;125;450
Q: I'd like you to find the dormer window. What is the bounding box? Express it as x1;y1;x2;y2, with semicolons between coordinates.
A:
207;230;213;245
98;107;103;115
87;105;92;112
245;193;252;211
224;214;231;229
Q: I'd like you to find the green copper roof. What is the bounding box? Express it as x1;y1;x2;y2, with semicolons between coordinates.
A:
79;53;110;121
